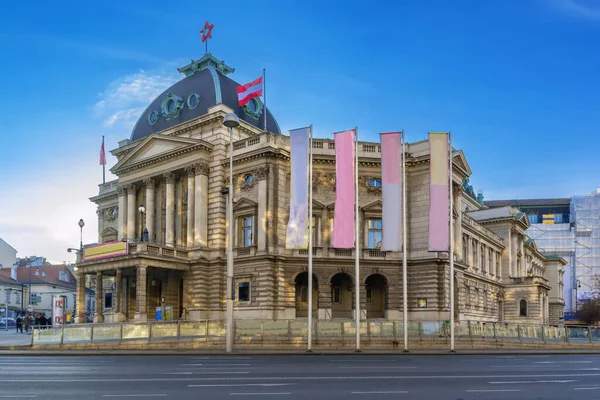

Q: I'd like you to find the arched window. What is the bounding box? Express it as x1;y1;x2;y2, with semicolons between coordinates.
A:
519;299;528;317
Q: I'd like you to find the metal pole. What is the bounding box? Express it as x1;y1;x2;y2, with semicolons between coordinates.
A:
354;127;361;352
102;135;106;185
402;130;409;352
263;69;267;132
449;131;455;352
226;125;234;353
307;125;314;352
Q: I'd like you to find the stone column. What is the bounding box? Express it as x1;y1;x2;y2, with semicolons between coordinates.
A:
75;273;86;323
94;272;104;323
126;184;137;240
114;269;125;322
492;250;497;277
256;166;269;252
511;231;518;277
164;173;176;246
117;186;127;240
519;238;525;276
97;208;104;243
185;166;195;248
144;178;155;242
194;162;209;247
134;266;148;321
321;208;330;247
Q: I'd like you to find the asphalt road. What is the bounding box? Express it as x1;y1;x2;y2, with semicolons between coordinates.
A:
2;354;600;399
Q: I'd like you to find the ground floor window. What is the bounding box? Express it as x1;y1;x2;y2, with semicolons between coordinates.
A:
519;299;528;317
104;292;113;309
238;282;250;302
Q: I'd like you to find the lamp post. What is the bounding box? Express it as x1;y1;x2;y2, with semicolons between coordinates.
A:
223;112;239;353
138;204;146;241
575;280;582;313
78;219;85;253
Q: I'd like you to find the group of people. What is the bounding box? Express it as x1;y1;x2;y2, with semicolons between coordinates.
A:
15;313;51;334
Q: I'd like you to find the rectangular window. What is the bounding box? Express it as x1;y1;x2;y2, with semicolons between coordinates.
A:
311;216;319;246
496;252;501;276
104;292;113;309
472;240;478;269
367;219;383;249
242;216;254;247
462;235;468;262
554;214;564;223
488;249;493;275
527;214;539;224
238;282;250;302
332;287;341;303
15;293;20;304
481;245;486;273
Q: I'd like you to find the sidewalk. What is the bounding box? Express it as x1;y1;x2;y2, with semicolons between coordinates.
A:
0;327;33;347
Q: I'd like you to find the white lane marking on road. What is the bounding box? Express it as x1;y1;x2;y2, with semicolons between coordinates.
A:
338;366;417;369
534;361;592;364
0;396;36;398
176;367;258;370
489;380;577;384
181;363;251;366
574;387;600;390
490;366;600;371
230;393;290;396
189;384;294;387
2;373;600;383
102;395;167;398
350;391;408;394
329;359;397;362
163;372;249;375
466;389;521;393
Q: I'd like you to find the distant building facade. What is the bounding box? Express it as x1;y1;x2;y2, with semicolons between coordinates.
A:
0;238;17;270
74;52;566;326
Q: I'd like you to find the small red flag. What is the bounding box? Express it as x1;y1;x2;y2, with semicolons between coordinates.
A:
100;139;106;166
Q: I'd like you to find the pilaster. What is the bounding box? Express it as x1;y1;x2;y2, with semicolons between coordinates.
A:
75;272;86;324
117;186;127;240
144;178;155;242
164;172;176;246
135;266;148;321
194;162;209;247
94;272;104;323
185;166;195;248
126;184;138;240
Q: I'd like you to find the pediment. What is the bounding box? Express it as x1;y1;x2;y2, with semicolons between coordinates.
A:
452;150;472;177
111;134;212;174
361;200;382;212
233;197;258;211
312;199;326;210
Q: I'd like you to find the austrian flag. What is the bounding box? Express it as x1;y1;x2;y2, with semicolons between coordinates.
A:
237;76;263;107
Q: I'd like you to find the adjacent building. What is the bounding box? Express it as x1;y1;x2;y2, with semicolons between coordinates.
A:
0;238;17;270
75;52;564;326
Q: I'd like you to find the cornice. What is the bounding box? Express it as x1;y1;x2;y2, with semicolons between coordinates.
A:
114;143;212;175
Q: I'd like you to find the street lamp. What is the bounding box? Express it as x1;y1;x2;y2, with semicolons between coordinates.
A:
575;280;582;312
222;112;239;353
78;219;85;253
138;204;146;241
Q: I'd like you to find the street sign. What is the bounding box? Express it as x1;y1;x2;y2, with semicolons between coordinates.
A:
27;307;33;312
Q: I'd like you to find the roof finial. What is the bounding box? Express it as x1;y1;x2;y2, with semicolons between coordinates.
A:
200;21;214;55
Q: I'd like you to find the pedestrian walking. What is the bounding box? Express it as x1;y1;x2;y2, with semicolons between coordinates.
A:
39;314;47;329
16;316;22;334
23;314;30;334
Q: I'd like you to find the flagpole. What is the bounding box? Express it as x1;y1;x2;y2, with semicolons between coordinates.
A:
102;135;106;184
402;130;408;352
307;124;314;352
354;127;361;352
263;69;267;132
448;131;455;352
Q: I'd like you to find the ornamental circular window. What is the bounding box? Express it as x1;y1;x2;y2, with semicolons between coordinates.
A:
161;93;184;120
187;93;201;109
243;98;263;120
369;178;382;188
166;99;175;113
148;110;159;125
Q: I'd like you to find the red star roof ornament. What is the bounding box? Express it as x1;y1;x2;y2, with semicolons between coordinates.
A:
200;21;214;43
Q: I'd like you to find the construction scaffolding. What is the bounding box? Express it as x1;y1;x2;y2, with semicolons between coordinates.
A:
571;189;600;308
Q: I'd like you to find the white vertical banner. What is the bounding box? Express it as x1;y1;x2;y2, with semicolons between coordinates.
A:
286;127;311;249
380;132;403;251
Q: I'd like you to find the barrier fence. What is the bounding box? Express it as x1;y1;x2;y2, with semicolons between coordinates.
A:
30;320;600;347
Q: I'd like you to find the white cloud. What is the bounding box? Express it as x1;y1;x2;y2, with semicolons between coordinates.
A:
94;70;179;128
552;0;600;20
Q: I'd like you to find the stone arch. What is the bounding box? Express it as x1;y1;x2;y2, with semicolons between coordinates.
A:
361;270;392;285
365;273;388;319
293;272;319;318
325;269;354;285
330;272;354;319
290;269;325;286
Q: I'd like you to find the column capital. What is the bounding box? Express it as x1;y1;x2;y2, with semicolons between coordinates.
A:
163;172;177;183
116;185;127;196
194;162;210;176
126;183;138;193
184;165;196;177
143;178;155;188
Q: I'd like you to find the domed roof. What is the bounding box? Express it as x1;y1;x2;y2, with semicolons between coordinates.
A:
130;54;281;142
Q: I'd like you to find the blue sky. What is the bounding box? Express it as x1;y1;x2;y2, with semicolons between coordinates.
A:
1;0;599;262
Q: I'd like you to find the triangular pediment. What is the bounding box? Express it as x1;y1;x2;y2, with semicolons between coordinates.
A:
312;199;326;210
111;134;212;174
361;200;382;212
452;150;472;176
233;197;258;211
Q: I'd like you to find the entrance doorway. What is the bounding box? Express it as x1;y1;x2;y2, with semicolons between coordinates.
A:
330;273;353;319
295;272;318;318
365;274;387;319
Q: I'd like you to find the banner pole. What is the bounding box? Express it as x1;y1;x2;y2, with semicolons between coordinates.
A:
402;130;408;352
449;131;455;352
354;127;361;352
307;124;314;352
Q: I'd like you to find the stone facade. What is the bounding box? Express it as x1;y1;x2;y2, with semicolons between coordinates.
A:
74;101;566;325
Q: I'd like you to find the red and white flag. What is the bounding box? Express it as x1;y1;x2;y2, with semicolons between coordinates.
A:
100;138;106;166
237;76;263;106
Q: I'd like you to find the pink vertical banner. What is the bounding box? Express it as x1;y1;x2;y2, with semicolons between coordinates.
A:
333;129;356;248
380;132;403;251
428;132;450;252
